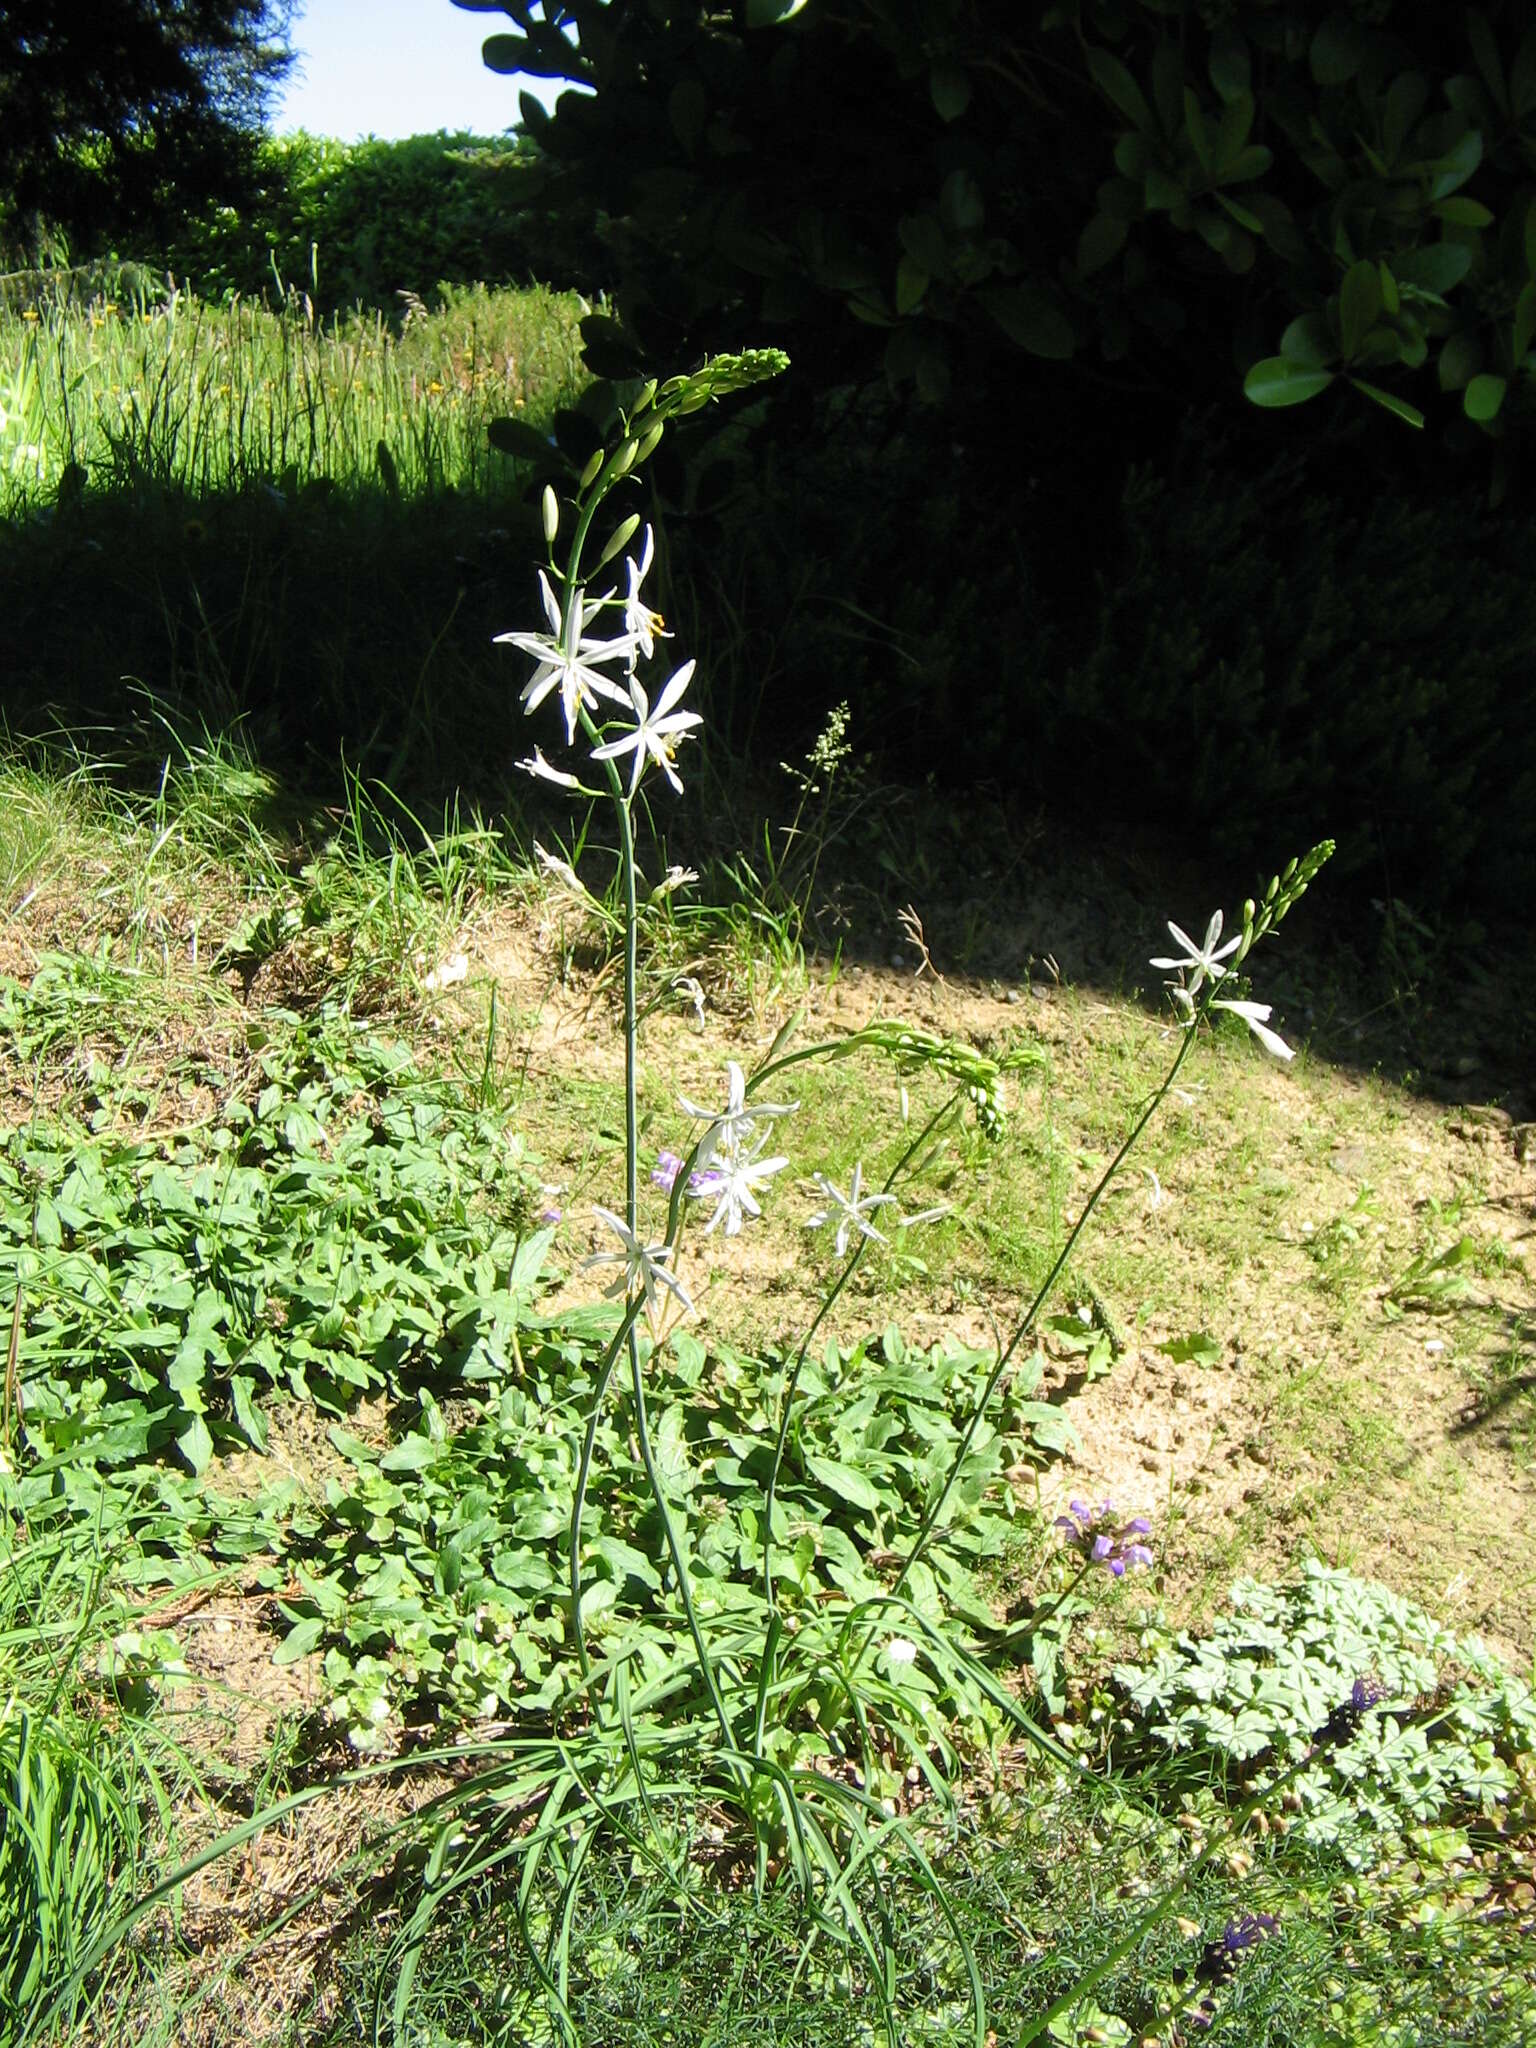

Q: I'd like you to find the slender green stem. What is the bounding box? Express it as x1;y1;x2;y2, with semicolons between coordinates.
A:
612;787;738;1769
568;1297;644;1681
760;1085;963;1615
884;1019;1199;1614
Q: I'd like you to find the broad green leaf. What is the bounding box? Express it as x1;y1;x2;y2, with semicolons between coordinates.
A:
939;168;984;235
1350;378;1425;428
895;255;929;315
1395;243;1473;296
1339;258;1383;359
1244;357;1336;406
274;1616;326;1666
1311;16;1364;86
1280;313;1335;368
1209;27;1251;103
984;287;1074;358
1433;196;1494;227
1220;143;1272;185
930;62;971;122
805;1453;884;1513
487;415;566;466
1464;372;1507;421
1213;91;1255;175
1077;214;1128;276
1086;47;1155;134
1157;1331;1223;1367
177;1412;213;1475
480;33;532;76
379;1433;444;1473
1430;128;1483;201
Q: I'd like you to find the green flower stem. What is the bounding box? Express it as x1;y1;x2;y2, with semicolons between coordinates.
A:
568;1293;645;1682
613;779;738;1770
759;1084;965;1620
884;1017;1200;1615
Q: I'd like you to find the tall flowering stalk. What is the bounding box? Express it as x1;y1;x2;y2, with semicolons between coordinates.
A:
501;352;790;1757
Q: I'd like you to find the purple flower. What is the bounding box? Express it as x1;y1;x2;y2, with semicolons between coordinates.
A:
1197;1912;1278;1985
539;1207;563;1225
1053;1498;1154;1576
1313;1673;1388;1749
652;1150;728;1200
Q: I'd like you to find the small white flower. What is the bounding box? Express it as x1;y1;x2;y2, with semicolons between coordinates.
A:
1150;909;1243;995
674;974;707;1029
697;1131;789;1238
679;1061;798;1175
422;952;469;992
650;865;699;900
1211;996;1294;1061
497;570;638;744
1144;1166;1169;1211
805;1162;898;1258
590;662;704;796
885;1637;918;1666
584;1207;694;1325
516;747;582;789
533;842;592;901
623;526;669;668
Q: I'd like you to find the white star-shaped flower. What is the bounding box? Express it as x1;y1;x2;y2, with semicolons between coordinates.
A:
590;662;703;796
1150;909;1243;995
697;1131;789;1238
678;1060;798;1176
496;570;637;744
805;1162;898;1258
583;1207;693;1325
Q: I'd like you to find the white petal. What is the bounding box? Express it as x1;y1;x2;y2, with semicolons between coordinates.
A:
1216;999;1294;1061
517;749;581;788
651;660;697;720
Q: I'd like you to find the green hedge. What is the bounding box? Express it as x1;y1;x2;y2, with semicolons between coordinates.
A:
154;131;603;312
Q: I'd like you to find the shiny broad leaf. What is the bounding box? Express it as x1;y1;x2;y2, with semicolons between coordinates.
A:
1244;357;1335;406
984;286;1074;359
1350;378;1425;429
1464;371;1508;422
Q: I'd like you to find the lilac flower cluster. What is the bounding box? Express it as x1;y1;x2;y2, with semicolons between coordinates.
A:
1053;1499;1154;1576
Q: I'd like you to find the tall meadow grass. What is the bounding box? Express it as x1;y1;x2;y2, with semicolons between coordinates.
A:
0;280;588;507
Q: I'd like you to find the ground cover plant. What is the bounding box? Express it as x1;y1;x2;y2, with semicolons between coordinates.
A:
0;328;1531;2048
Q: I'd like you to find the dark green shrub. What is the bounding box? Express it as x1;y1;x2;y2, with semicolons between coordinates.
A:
159;131;606;314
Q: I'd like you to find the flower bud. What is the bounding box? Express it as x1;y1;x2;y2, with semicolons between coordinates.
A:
579;448;604;491
541;485;559;545
637;422;665;462
596;513;641;568
610;438;640;478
